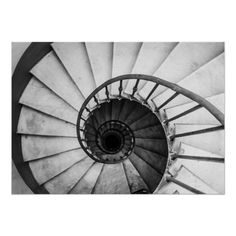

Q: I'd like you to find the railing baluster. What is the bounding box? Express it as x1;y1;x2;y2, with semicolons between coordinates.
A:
131;79;140;99
118;80;123;99
105;86;110;102
171;154;224;163
164;104;202;124
170;125;224;141
93;95;100;107
155;92;179;111
166;176;205;194
143;83;159;104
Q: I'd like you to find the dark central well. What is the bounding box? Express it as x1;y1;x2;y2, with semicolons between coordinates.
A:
102;131;123;153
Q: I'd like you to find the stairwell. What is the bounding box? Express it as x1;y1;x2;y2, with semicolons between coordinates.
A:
12;42;225;194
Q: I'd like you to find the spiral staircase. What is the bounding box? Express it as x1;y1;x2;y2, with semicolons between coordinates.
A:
12;42;225;194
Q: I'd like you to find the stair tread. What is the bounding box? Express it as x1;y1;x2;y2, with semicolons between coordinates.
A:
123;159;149;193
139;42;224;99
30;51;84;111
111;42;142;95
17;106;77;137
19;77;78;124
134;146;168;174
135;138;168;156
165;93;224;124
21;135;80;161
52;42;96;98
170;142;224;193
129;153;163;193
129;112;161;131
173;123;224;156
93;163;130;194
133;124;165;139
159;166;218;194
44;157;94;194
29;149;86;185
125;42;178;94
70;162;104;194
152;53;225;109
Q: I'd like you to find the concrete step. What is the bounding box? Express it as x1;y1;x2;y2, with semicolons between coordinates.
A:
134;145;167;174
44;157;94;194
139;42;224;99
125;42;177;94
129;152;162;193
129;112;161;131
29;149;86;185
152;53;225;109
158;166;218;194
30;51;84;111
125;103;150;125
86;43;113;99
93;163;130;194
122;159;149;193
19;77;78;124
70;162;104;194
169;142;224;193
165;93;224;125
135;138;168;156
118;99;137;122
17;106;77;137
111;99;124;120
111;42;142;95
52;42;96;98
172;124;224;156
133;124;165;139
21;135;80;161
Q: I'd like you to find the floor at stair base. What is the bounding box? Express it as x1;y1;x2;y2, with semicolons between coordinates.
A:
70;162;104;194
139;42;224;99
21;136;80;161
19;77;78;124
29;149;87;185
44;157;94;194
92;163;130;194
30;51;84;111
17;106;77;137
172;124;224;156
164;93;224;125
52;42;96;98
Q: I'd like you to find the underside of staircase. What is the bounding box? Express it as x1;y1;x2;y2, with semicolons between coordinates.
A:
12;42;225;194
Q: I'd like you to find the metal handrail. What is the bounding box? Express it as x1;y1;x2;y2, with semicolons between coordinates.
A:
77;74;224;163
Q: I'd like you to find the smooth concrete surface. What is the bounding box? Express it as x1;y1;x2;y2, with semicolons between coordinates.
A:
125;42;177;94
52;42;96;98
20;77;78;124
17;106;77;137
139;42;224;99
31;51;85;111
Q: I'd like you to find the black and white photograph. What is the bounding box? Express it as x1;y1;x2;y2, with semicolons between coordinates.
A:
12;42;225;194
2;0;235;235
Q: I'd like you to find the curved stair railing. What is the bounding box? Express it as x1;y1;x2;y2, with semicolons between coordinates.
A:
77;74;225;194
